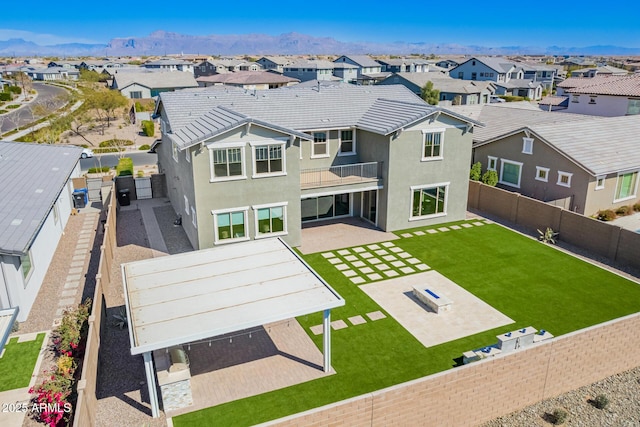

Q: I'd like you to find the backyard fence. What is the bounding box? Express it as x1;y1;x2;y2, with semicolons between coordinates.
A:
467;181;640;271
265;312;640;427
73;184;117;427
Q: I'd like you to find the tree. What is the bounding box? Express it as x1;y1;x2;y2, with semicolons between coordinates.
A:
421;81;440;105
85;89;128;134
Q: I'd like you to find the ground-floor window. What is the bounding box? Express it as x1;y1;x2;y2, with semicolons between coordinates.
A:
301;193;350;222
499;159;523;188
213;208;248;243
614;171;638;202
254;203;287;237
410;184;448;219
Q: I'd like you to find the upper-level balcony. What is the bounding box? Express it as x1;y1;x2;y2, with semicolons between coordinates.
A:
300;162;382;189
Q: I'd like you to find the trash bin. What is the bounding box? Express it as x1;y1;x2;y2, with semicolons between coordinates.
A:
118;189;130;206
72;191;86;209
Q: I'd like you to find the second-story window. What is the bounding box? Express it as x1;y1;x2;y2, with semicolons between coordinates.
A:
252;141;286;176
312;132;328;157
210;144;245;181
339;130;356;155
422;130;444;161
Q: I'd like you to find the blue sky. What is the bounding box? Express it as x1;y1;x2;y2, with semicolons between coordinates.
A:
1;1;638;48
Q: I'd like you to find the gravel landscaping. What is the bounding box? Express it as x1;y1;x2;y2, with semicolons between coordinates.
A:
482;365;640;426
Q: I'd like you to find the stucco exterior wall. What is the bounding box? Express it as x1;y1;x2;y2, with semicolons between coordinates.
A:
564;94;631;117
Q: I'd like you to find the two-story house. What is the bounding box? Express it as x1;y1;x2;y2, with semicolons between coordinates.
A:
283;60;336;82
377;58;434;73
256;57;291;73
556;74;640;116
333;55;387;84
143;58;194;74
153;83;481;250
111;71;199;99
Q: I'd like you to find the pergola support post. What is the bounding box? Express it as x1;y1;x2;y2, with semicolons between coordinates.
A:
143;351;160;418
323;309;331;372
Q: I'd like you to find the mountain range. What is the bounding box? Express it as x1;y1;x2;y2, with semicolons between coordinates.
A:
1;31;639;57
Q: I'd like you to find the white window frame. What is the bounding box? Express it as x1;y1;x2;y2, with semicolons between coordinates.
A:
172;141;179;162
595;175;606;190
249;140;287;178
184;195;190;215
311;132;330;158
487;156;498;171
613;171;639;203
207;142;247;182
535;166;550;182
185;147;190;163
337;129;356;156
522;137;534;155
499;159;523;189
571;95;579;103
409;183;449;221
421;129;445;161
252;202;288;239
191;206;197;227
20;250;34;287
557;171;573;188
212;207;250;245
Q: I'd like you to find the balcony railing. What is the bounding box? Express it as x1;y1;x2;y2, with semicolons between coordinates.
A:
300;162;382;189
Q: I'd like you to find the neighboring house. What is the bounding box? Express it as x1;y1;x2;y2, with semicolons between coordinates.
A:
283;60;336;82
494;79;544;100
571;65;628;78
435;58;464;69
256;56;291;73
143;58;194;74
0;141;83;322
111;71;199;99
518;63;558;91
537;95;570;111
238;62;262;72
377;73;495;105
332;63;359;83
333;55;385;83
377;58;434;73
194;60;221;78
27;67;79;81
153;83;481;250
196;71;299;89
454;103;640;215
556;74;640;116
450;57;518;83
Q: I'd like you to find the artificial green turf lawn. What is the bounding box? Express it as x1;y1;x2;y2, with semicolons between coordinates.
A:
173;223;640;427
0;333;45;392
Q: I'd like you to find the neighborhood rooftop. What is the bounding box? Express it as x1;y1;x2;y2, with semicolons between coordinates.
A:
0;141;82;256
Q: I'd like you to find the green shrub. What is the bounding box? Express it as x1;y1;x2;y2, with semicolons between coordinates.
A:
0;109;7;114
87;166;112;173
0;92;11;101
470;162;482;181
502;95;526;102
481;170;498;186
99;139;134;147
139;144;151;150
141;120;154;137
6;104;19;109
593;394;609;409
596;209;616;221
551;408;568;425
8;86;22;94
633;203;640;212
93;147;121;154
615;205;631;216
116;157;134;176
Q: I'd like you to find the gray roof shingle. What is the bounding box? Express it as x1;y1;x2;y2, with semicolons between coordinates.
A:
0;142;82;255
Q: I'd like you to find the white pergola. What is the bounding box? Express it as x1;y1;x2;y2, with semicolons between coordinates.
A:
121;238;344;417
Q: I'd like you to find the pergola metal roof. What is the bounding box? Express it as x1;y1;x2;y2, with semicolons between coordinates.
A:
122;238;344;356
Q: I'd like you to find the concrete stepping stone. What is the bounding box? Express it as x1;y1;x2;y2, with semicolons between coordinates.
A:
353;247;366;253
322;252;335;258
400;233;413;238
383;255;397;261
352;260;366;268
400;266;415;274
359;267;374;274
368;258;382;265
484;220;494;224
414;231;426;236
17;332;40;343
384;270;399;277
348;315;367;326
391;260;406;267
407;258;421;264
416;264;430;271
367;273;383;281
366;311;386;321
398;252;412;259
342;270;358;277
328;258;341;264
61;289;77;298
360;252;374;259
331;320;348;330
350;277;366;284
64;281;80;289
58;298;75;307
473;222;484;226
310;325;324;335
337;249;351;256
381;242;395;248
335;264;349;271
344;255;358;262
461;223;474;228
366;244;381;250
376;263;391;271
438;227;450;232
390;247;403;253
450;225;462;230
427;229;438;234
375;249;389;256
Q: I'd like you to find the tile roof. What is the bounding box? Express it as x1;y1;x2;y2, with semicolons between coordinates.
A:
336;55;381;68
285;60;335;69
561;74;640;97
113;71;198;90
195;71;299;85
460;57;517;73
158;82;480;148
0;142;82;255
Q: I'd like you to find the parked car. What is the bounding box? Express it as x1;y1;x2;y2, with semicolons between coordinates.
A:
81;148;94;159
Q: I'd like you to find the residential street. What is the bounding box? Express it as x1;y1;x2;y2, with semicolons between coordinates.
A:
0;82;68;133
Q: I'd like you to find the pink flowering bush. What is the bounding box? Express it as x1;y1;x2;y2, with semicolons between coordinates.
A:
29;368;73;426
51;300;91;357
